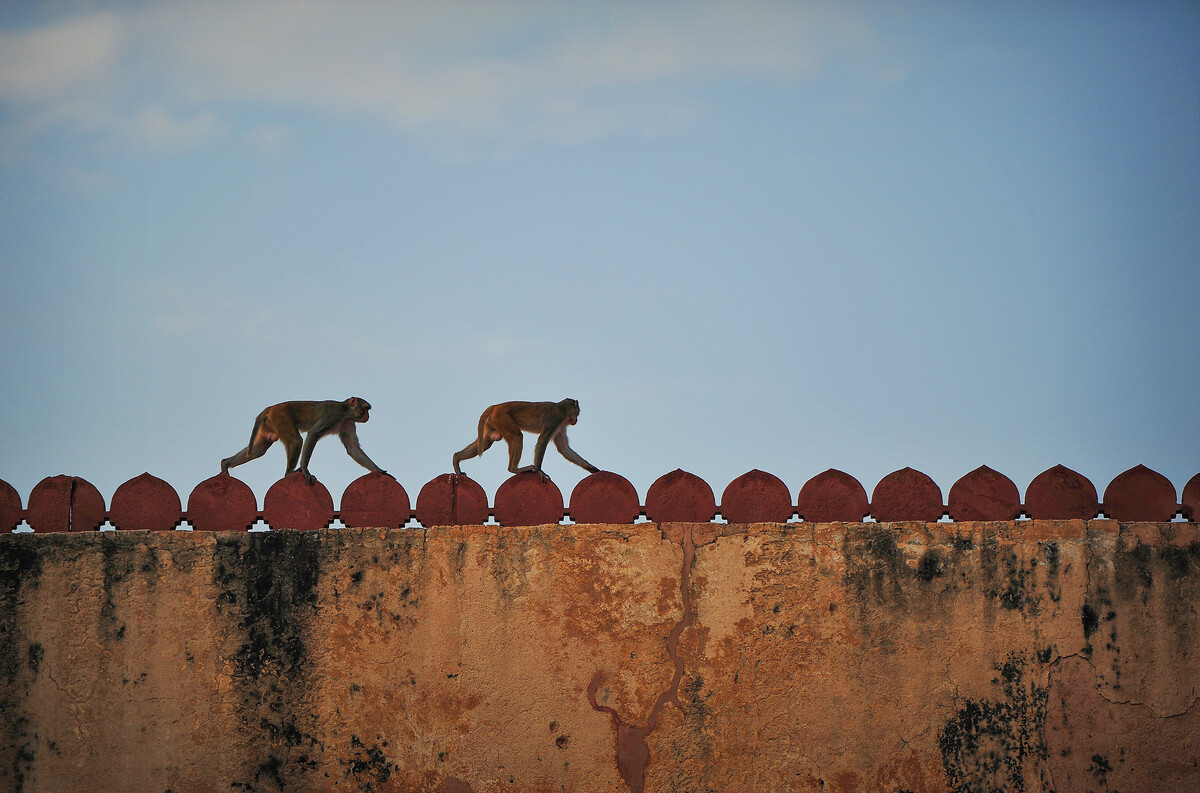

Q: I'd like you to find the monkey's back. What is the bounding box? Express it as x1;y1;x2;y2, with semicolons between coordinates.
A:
263;400;345;432
488;401;555;426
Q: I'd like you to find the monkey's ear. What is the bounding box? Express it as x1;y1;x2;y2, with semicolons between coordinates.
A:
348;397;359;407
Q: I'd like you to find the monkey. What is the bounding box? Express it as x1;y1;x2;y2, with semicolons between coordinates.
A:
452;398;600;481
221;397;388;485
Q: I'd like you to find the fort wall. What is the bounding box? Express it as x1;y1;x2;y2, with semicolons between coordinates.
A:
3;516;1198;792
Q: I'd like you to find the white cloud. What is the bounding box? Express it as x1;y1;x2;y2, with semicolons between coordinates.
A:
0;12;219;149
0;12;119;102
245;125;290;153
0;1;879;148
129;106;223;147
145;286;283;343
180;1;876;142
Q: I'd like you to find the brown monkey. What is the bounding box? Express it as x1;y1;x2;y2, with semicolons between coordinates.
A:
452;398;600;481
221;397;388;485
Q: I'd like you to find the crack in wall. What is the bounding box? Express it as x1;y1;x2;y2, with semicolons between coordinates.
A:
587;524;697;793
68;478;76;533
1051;650;1200;718
1077;531;1200;717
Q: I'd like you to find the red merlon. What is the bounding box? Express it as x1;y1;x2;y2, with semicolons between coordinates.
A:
796;469;869;522
1103;465;1177;522
0;479;21;533
871;467;943;523
108;472;182;531
187;474;258;532
1183;473;1200;521
947;465;1021;521
262;472;334;531
720;469;793;524
415;473;489;527
341;472;411;529
644;469;717;523
493;472;563;527
1025;465;1099;520
569;472;641;524
25;475;106;532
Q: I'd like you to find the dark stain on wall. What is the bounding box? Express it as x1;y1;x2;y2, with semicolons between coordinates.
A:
1113;542;1197;601
1105;539;1199;685
26;643;43;678
216;532;320;678
915;548;946;582
938;653;1050;793
214;532;322;791
0;539;43;793
344;734;396;792
981;537;1041;616
1080;603;1100;641
1041;541;1063;605
1080;546;1118;685
843;527;905;611
100;535;133;641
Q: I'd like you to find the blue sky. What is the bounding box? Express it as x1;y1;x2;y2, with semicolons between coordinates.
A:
1;2;1198;512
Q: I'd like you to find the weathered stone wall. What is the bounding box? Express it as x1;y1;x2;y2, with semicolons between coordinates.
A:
1;521;1197;793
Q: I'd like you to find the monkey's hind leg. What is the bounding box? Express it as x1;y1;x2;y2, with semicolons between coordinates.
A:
222;410;277;475
221;437;274;474
452;436;495;475
505;432;540;477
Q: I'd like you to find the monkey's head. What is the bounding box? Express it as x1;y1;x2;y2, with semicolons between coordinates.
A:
347;397;372;422
564;398;580;425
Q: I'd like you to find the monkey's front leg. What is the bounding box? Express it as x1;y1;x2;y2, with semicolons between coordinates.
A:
526;434;553;481
297;433;322;485
510;463;548;481
522;466;550;482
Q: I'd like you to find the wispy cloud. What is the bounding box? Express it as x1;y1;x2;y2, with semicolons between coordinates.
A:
0;2;878;150
0;11;223;149
0;12;119;102
146;286;281;342
143;282;528;366
244;125;290;154
129;106;223;147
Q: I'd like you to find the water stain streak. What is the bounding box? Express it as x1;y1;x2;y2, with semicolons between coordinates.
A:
588;525;697;793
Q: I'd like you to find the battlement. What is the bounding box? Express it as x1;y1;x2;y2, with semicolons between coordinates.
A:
3;462;1196;532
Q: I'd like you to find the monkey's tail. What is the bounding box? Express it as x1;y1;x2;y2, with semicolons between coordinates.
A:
248;409;268;449
475;410;490;453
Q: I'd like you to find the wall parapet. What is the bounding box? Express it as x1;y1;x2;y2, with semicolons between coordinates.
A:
1;463;1196;533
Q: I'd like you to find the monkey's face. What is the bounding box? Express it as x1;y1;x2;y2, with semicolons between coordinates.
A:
567;399;580;425
353;399;372;422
